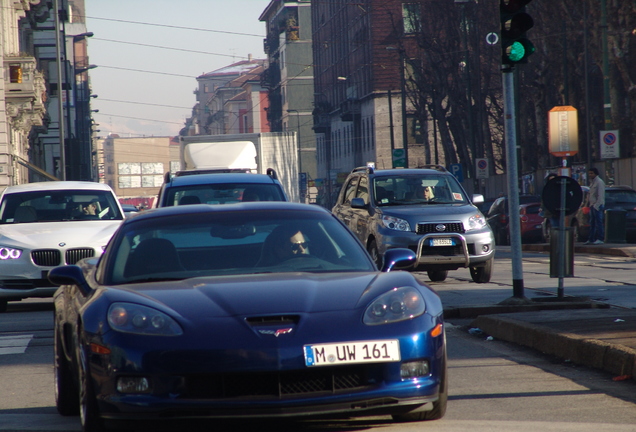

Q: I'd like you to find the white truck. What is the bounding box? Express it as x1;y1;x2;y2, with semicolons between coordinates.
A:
179;132;299;202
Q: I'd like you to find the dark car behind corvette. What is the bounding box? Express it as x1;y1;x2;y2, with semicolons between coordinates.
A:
49;202;447;431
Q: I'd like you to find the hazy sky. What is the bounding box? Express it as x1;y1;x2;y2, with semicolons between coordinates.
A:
85;0;271;138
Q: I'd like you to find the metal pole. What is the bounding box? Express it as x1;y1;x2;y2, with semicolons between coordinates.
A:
502;69;527;302
583;1;592;169
54;0;66;180
399;51;409;167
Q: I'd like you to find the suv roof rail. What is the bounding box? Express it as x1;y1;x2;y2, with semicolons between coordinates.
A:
417;164;448;172
351;166;374;175
266;168;278;180
164;171;172;184
173;168;253;177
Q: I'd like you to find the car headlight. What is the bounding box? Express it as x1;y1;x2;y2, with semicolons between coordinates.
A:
108;303;183;336
466;213;487;231
364;287;426;325
381;215;411;231
0;246;22;260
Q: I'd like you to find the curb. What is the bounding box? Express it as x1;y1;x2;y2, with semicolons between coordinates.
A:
443;301;609;319
471;314;636;379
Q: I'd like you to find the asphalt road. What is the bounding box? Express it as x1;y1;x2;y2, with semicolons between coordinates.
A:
3;248;636;431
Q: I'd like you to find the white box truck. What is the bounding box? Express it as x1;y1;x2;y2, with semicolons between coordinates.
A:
178;132;299;202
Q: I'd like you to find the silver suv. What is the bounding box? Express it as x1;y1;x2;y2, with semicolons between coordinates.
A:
332;166;495;283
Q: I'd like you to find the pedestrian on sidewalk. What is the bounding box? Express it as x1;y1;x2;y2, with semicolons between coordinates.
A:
585;167;605;245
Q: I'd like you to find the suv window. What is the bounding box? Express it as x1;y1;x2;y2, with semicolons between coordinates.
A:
374;173;467;205
342;177;359;205
163;183;286;206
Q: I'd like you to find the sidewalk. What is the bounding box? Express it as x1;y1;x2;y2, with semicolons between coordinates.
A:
443;241;636;380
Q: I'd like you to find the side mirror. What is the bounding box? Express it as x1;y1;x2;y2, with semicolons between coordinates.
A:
48;265;92;296
472;194;484;205
381;248;417;272
351;197;366;209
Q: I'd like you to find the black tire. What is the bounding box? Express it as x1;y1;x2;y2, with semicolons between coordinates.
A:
367;239;382;269
393;341;448;421
78;331;105;432
470;258;493;284
54;318;79;416
427;270;448;282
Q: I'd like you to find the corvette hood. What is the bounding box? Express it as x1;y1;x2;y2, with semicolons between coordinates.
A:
123;271;418;319
0;220;122;248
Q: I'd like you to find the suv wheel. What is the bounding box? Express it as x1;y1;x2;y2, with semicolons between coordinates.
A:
470;258;493;283
427;270;448;282
367;239;382;268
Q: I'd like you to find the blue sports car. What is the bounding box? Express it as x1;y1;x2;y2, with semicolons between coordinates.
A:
49;202;447;431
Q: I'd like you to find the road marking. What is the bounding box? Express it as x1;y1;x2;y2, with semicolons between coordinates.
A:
0;335;33;355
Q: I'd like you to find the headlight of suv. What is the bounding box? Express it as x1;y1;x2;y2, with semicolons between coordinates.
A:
466;213;487;231
108;303;183;336
381;215;411;231
364;287;426;325
0;246;23;260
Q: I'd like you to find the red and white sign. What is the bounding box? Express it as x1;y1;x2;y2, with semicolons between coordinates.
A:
600;130;619;159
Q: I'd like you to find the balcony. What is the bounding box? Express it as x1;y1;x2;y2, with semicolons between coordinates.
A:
3;55;47;131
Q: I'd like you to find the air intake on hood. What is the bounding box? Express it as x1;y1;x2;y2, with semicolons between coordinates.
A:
246;315;299;327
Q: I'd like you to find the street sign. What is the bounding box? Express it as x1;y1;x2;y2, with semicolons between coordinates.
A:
392;149;406;168
600;130;619;159
476;158;489;179
449;163;463;182
548;106;579;157
541;176;582;216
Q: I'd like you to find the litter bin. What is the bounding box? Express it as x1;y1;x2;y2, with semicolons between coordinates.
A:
550;227;574;278
605;209;626;243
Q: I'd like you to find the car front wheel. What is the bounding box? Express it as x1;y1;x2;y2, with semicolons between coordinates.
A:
427;270;448;282
367;239;382;268
78;330;105;432
470;258;493;283
54;318;78;416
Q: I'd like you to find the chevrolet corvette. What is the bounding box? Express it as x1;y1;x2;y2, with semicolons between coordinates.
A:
49;202;447;431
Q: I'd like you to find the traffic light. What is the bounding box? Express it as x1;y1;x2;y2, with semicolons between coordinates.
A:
500;0;535;68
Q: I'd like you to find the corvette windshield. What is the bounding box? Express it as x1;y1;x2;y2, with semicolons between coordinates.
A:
0;190;123;224
106;210;375;285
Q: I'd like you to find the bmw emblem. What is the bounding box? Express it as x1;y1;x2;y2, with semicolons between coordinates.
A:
435;224;446;232
59;242;66;247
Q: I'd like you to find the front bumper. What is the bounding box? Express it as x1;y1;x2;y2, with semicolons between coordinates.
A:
377;227;495;270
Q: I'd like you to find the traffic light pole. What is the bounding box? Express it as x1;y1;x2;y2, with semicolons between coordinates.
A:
501;69;529;304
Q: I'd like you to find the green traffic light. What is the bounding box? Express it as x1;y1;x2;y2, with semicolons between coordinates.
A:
506;41;526;62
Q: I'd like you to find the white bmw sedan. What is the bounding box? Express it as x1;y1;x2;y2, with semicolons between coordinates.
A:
0;181;124;312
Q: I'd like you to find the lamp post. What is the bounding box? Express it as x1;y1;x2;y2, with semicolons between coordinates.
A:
287;109;304;202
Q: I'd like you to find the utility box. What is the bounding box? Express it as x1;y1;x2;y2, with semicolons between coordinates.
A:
605;209;626;243
550;227;574;278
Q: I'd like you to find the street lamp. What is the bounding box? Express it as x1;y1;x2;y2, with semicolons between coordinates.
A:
386;46;409;168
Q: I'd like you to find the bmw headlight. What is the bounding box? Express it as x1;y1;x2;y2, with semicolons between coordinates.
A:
0;246;22;260
381;215;411;231
364;287;426;325
108;303;183;336
466;213;487;231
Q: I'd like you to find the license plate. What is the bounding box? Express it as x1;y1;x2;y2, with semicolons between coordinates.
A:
431;238;454;246
304;339;400;367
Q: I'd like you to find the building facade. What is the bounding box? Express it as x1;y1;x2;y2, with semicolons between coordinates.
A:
260;0;315;202
98;135;179;208
311;0;427;206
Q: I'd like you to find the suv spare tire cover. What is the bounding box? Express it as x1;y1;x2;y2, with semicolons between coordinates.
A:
541;176;583;216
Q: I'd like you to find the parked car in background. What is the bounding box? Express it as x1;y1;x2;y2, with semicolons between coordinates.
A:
546;185;636;243
476;196;498;216
49;202;447;430
0;181;123;312
156;170;288;207
332;165;495;283
120;204;139;217
486;195;542;245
